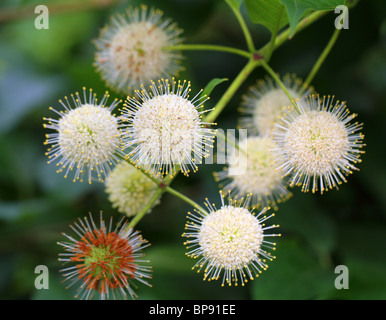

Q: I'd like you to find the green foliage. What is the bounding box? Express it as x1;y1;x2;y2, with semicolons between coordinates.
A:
281;0;345;36
244;0;344;36
201;78;229;100
244;0;289;34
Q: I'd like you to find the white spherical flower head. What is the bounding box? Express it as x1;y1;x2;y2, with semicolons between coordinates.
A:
183;193;280;287
271;95;365;193
239;75;311;135
94;5;183;94
105;162;160;217
215;136;291;210
200;207;263;267
43;88;123;184
121;79;215;177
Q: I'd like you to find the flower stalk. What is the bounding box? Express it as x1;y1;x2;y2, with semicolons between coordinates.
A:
301;27;342;93
164;44;251;59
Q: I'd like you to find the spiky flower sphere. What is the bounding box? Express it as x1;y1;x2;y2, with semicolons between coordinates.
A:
43;87;123;184
239;75;310;136
121;78;215;177
215;136;291;210
182;192;280;287
105;162;160;217
271;95;365;193
58;212;152;300
94;5;183;94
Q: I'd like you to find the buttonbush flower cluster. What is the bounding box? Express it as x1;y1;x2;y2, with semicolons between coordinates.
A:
42;3;365;299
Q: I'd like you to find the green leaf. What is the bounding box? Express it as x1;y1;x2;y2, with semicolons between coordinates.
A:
200;78;228;99
280;0;345;36
244;0;289;34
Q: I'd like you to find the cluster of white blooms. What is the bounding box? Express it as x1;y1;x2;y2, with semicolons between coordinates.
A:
217;75;364;211
215;75;306;210
195;77;364;287
44;3;365;298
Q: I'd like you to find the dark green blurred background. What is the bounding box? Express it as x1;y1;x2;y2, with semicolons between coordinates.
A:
0;0;385;300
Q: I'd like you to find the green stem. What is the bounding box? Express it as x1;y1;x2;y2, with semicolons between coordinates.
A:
128;188;165;228
260;60;293;101
164;44;251;59
226;0;255;52
265;5;284;62
164;186;208;215
204;58;260;124
301;27;342;93
126;163;182;229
